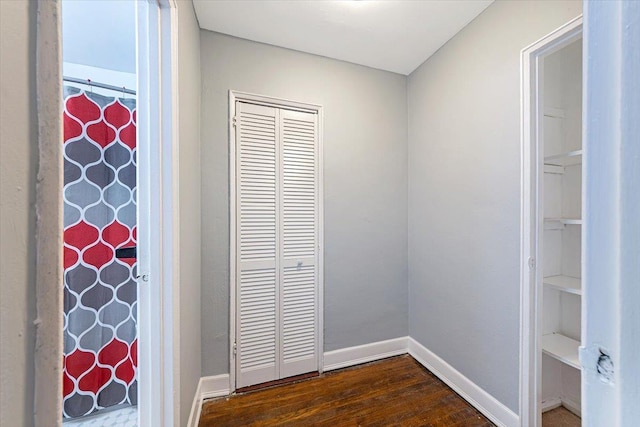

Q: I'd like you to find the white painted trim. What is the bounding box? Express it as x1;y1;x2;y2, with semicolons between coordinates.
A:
541;398;562;413
228;90;237;394
316;105;324;375
582;3;640;425
186;379;202;427
541;396;581;418
200;374;232;401
408;338;519;427
561;397;581;418
228;90;324;393
519;15;582;427
323;337;408;372
230;90;322;113
187;374;231;427
162;3;181;426
137;1;179;425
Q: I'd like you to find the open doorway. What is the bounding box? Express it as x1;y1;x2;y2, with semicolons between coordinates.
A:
61;1;138;425
520;15;583;427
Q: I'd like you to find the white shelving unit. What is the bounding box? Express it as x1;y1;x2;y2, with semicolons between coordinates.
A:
544;218;582;230
539;39;583;420
543;275;581;295
542;333;581;370
544;149;582;166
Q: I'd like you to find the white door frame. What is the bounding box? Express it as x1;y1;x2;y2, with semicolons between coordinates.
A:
582;2;640;425
137;0;180;426
33;1;179;425
519;16;582;427
228;90;324;393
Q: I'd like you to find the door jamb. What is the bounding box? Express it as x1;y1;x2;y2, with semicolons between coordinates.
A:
520;15;582;427
137;0;180;426
228;90;324;393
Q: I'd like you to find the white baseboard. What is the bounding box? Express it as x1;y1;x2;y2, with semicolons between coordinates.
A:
187;374;230;427
323;336;409;371
542;396;581;417
542;397;562;412
560;396;581;418
408;338;519;427
200;373;231;400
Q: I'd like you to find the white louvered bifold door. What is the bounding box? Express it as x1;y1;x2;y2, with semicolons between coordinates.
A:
236;102;319;389
236;102;279;388
279;109;319;379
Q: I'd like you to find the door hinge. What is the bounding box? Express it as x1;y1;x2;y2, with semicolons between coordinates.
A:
232;116;237;127
528;257;536;270
233;342;237;357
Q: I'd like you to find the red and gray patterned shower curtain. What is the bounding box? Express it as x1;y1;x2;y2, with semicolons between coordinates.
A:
62;87;138;418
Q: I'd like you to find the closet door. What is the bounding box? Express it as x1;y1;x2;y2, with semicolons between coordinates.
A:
236;102;279;388
279;109;319;378
235;101;319;389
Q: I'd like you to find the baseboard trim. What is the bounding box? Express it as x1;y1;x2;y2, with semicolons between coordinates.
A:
408;338;519;427
323;336;409;371
187;374;230;427
560;396;581;418
542;396;581;417
541;397;562;412
186;379;202;427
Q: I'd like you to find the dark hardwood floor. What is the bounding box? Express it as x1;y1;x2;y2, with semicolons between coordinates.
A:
199;355;494;426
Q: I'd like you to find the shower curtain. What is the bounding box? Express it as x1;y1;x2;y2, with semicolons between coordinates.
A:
62;86;138;418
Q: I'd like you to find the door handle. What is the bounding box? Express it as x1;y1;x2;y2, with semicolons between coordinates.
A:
115;246;137;259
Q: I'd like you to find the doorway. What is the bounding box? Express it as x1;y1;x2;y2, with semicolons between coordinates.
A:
61;1;138;424
57;1;179;426
520;16;583;427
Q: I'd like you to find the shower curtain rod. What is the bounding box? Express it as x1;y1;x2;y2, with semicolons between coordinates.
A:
63;76;137;95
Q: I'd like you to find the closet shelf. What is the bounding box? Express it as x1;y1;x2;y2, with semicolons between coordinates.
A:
544;218;582;229
542;333;581;370
544;150;582;167
543;275;581;295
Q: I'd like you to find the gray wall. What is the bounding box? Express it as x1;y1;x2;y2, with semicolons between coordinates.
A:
0;1;37;425
177;0;202;425
200;32;409;375
407;0;582;413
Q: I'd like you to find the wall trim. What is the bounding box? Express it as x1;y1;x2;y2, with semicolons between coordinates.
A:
541;396;581;418
408;338;519;427
187;374;230;427
541;397;562;413
323;337;409;371
560;397;581;418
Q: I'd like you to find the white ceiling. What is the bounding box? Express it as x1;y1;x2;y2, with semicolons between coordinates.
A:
193;0;493;75
62;0;136;73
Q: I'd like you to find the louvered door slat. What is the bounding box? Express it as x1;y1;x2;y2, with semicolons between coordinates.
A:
280;108;318;379
236;101;319;389
236;102;278;388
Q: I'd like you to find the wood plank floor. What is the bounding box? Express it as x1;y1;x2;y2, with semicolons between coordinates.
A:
199;355;493;426
542;406;581;427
